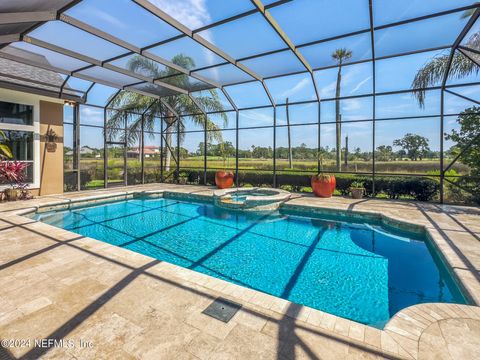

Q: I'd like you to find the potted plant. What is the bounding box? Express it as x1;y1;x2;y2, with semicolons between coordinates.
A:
178;171;188;185
349;181;365;199
0;161;28;201
17;183;33;200
311;173;336;198
215;142;234;189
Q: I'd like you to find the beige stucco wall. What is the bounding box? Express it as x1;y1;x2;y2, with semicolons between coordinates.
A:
39;100;64;195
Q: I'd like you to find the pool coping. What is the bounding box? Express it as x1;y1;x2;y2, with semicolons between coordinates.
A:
5;185;480;359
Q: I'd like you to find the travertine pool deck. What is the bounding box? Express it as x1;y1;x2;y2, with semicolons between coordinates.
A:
1;184;479;359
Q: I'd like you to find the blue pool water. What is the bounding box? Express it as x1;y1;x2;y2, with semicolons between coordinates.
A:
33;196;466;327
229;191;270;203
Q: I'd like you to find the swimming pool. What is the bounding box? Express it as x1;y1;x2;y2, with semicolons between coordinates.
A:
32;195;467;327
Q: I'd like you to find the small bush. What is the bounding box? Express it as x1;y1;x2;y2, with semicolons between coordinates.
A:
279;185;294;192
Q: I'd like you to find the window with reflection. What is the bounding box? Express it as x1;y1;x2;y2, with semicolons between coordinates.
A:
0;101;33;125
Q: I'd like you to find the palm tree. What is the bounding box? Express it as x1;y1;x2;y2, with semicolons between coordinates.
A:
412;10;480;107
332;48;352;171
107;54;227;172
461;5;479;19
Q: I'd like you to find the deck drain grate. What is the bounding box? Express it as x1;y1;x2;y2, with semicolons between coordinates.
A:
202;297;242;323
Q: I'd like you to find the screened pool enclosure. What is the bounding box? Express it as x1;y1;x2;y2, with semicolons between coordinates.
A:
1;0;479;204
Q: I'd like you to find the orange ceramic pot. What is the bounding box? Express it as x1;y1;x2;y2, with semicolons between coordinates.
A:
215;171;234;189
311;174;336;198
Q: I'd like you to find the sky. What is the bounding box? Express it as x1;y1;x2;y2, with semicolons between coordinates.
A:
44;0;479;152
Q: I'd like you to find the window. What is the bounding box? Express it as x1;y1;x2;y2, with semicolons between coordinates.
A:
0;101;33;125
0;130;34;183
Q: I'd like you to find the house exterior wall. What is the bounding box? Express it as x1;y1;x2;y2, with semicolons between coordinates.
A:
39;100;64;195
0;88;64;196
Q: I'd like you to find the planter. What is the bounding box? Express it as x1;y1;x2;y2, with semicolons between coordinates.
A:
4;188;18;201
311;174;336;198
215;171;234;189
350;188;364;199
178;178;187;185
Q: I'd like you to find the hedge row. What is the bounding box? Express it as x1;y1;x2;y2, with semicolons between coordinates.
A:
178;169;440;202
75;168;440;202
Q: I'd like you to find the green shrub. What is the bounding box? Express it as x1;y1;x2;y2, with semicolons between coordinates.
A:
350;181;365;189
300;186;313;193
279;184;294;192
172;169;440;202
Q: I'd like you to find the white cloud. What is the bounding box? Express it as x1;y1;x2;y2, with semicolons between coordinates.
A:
148;0;219;75
149;0;211;29
280;78;311;99
79;8;126;30
350;76;372;94
342;98;362;111
241;110;273;124
80;106;103;123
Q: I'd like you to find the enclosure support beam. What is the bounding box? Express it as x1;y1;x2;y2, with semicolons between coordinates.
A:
176;114;180;184
368;0;377;197
440;90;445;203
0;11;56;25
160;100;180;182
188;95;210;185
58;15;194;94
139;99;160;184
445;89;480;106
439;8;480;203
103;108;108;189
0;0;82;51
132;0;265;83
21;35;187;96
317;101;321;173
141;114;145;184
73;103;81;192
235;111;240;187
220;88;240;187
250;0;312;74
260;81;277;187
160;103;164;183
103;89;122;188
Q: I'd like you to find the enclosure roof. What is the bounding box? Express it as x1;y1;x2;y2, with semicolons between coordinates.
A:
0;0;478;108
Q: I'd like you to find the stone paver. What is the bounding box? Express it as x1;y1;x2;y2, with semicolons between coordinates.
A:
0;184;479;359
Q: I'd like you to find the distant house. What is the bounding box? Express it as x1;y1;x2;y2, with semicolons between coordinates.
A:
127;146;159;158
80;146;95;155
79;146;100;158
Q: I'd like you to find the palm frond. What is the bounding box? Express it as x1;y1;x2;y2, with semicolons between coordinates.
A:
412;51;479;107
461;6;478;19
127;57;164;78
104;54;227;149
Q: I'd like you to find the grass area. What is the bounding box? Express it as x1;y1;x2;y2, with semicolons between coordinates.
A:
77;156;469;175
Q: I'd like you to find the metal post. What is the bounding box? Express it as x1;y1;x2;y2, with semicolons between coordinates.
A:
103;108;107;188
286;98;292;169
369;0;376;196
219;87;239;187
438;9;480;202
73;103;80;191
123;114;127;186
317;100;321;173
141;114;145;184
273;105;277;188
204;114;207;185
177;115;180;184
345;135;349;167
235;110;239;187
440;90;445;203
160;111;164;182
